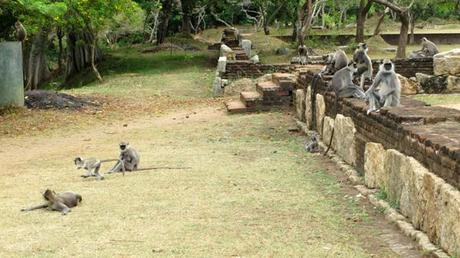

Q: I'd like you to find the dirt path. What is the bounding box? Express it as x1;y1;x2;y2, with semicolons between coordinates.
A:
0;106;421;257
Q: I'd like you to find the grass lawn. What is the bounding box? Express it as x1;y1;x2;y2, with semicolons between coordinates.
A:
0;44;419;257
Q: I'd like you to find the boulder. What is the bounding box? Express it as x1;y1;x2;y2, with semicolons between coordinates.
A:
415;73;447;94
447;75;460;93
305;86;313;129
295;89;306;122
397;74;419;95
275;47;290;55
364;143;387;189
220;44;235;60
250;55;259;64
315;94;326;136
433;49;460;76
333;115;357;166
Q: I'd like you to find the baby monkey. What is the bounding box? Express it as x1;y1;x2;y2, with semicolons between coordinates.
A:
21;189;82;215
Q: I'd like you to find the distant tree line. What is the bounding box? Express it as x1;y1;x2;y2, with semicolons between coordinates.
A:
0;0;458;89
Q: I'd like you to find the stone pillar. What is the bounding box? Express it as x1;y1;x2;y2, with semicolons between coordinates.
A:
0;42;24;107
241;39;252;57
217;56;227;73
295;89;305;122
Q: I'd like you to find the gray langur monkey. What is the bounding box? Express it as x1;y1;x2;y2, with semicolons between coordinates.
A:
21;189;82;215
320;49;349;76
421;37;439;57
74;157;118;180
410;37;439;58
298;44;308;65
108;142;140;174
353;43;373;89
365;59;401;114
15;21;27;42
324;62;366;155
305;133;320;153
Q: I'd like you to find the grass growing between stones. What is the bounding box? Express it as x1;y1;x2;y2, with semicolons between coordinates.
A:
0;110;400;257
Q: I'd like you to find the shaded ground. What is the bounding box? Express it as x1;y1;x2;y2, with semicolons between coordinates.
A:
24;90;100;110
0;107;420;257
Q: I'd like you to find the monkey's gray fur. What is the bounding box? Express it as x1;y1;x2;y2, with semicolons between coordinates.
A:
15;21;27;42
21;189;82;215
305;133;320;153
74;157;108;180
298;44;308;65
410;37;439;58
353;43;373;89
365;59;401;114
320;49;349;76
330;62;366;99
108;142;140;174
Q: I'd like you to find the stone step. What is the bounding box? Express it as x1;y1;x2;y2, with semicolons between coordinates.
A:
240;91;262;107
256;81;290;99
225;100;250;114
256;81;280;94
272;73;296;84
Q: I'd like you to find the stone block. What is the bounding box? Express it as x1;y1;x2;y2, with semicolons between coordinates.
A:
305;86;313;129
397;74;419;95
447;75;460;93
334;114;357;166
364;143;387;189
383;149;408;203
241;39;252;57
315;94;326;135
295;89;306;122
217;56;227;73
415;73;447;94
0;42;24;107
434;48;460;76
322;116;335;150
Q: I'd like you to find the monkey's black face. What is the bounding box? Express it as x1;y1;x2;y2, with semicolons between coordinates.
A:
120;145;127;150
384;63;392;71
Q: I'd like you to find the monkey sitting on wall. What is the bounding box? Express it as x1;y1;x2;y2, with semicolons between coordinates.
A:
353;43;373;89
108;142;140;174
21;189;82;215
298;44;308;65
409;37;439;58
365;59;401;114
14;21;27;42
321;49;349;76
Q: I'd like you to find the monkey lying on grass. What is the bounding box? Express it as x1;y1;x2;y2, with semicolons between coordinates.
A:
21;189;82;215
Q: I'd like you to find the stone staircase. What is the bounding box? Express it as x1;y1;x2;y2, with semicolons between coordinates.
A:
225;73;296;113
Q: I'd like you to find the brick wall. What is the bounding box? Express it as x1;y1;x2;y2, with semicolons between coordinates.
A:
308;76;460;190
222;61;292;79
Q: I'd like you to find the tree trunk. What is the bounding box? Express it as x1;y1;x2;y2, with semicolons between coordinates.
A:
181;0;194;34
372;0;410;58
396;13;409;58
409;13;415;44
57;27;64;72
157;0;173;45
356;0;372;43
65;31;102;81
297;0;314;44
90;39;103;82
25;28;52;90
373;11;385;36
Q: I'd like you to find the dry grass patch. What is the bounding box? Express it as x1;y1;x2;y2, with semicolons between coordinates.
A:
0;109;400;257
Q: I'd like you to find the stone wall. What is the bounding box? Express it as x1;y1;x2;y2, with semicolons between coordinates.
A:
298;74;460;256
222;61;292;79
372;58;433;78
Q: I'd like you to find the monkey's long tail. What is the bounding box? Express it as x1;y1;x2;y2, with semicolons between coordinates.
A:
135;167;192;172
100;159;120;163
